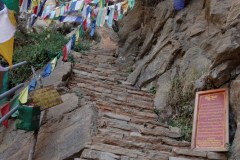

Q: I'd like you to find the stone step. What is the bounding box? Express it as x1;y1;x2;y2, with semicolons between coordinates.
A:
73;69;117;82
81;149;120;160
96;101;157;119
74;55;115;64
84;143;145;158
172;148;227;160
100;118;181;139
72;76;152;97
76;86;154;110
73;64;127;79
92;135;173;152
73;63;118;73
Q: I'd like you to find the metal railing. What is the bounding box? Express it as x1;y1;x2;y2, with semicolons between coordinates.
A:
0;61;27;123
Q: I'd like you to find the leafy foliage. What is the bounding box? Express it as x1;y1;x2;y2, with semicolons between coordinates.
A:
166;76;195;142
73;40;90;53
149;86;157;94
9;30;68;87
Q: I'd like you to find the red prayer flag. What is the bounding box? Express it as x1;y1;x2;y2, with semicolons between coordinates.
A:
33;6;38;14
84;0;91;4
1;103;10;128
20;0;23;6
62;45;68;62
83;19;87;31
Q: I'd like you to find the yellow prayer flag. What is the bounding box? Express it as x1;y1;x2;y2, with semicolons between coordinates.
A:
0;36;14;67
76;30;79;42
8;10;17;26
51;57;57;71
19;86;29;104
122;1;129;14
55;7;60;18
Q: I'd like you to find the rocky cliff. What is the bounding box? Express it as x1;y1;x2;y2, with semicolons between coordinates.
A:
117;0;240;158
1;0;240;159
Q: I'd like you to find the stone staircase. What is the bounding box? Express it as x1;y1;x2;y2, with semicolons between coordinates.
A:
68;48;227;160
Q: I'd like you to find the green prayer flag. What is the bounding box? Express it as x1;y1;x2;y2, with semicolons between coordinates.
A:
79;25;84;38
3;0;19;12
10;95;22;118
128;0;135;10
0;71;9;106
99;0;105;8
16;106;41;131
118;14;123;20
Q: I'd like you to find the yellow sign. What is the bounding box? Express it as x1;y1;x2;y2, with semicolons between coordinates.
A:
30;86;63;110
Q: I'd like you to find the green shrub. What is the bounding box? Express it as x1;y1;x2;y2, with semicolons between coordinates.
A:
9;30;68;87
149;86;157;94
166;76;195;142
73;40;90;52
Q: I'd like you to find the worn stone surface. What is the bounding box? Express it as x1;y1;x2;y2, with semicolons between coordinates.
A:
0;123;32;160
207;152;228;160
173;148;207;158
230;75;240;123
35;102;96;160
169;157;191;160
230;125;240;160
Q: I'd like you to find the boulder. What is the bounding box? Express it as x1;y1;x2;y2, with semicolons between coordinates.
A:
34;94;97;160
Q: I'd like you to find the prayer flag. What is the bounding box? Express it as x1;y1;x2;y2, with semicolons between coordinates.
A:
0;71;9;106
20;0;28;12
0;7;16;43
19;86;29;104
71;35;76;49
0;0;4;11
174;0;185;11
83;19;87;31
29;78;37;92
0;37;15;67
3;0;19;12
90;19;96;37
70;1;77;11
10;95;21;118
107;8;114;27
76;30;80;42
100;8;107;27
121;0;128;13
41;63;52;78
16;106;41;131
79;24;84;37
93;0;98;4
51;57;57;71
96;8;103;26
55;7;60;17
60;6;65;16
128;0;134;10
84;0;91;4
62;45;68;62
49;10;56;19
75;0;84;10
1;103;10;128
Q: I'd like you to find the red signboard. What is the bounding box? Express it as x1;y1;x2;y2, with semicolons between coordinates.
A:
191;88;229;151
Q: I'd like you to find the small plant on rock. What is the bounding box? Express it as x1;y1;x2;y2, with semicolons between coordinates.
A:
149;86;157;94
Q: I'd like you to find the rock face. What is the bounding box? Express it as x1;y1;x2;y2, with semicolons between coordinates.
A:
34;93;97;160
117;0;240;157
1;0;240;159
